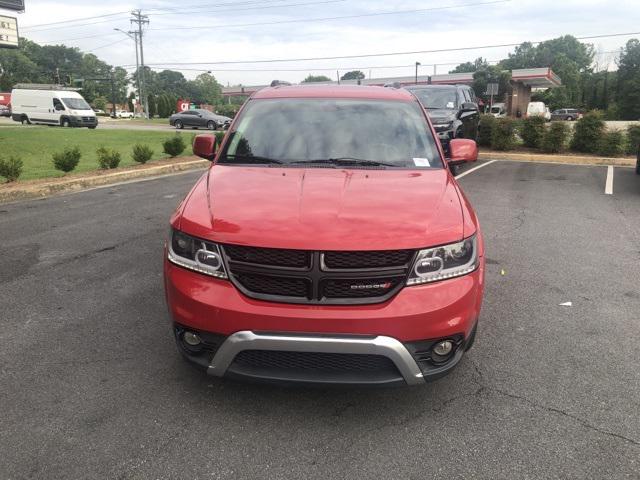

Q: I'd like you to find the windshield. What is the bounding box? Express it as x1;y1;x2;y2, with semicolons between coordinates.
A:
62;98;91;110
219;98;442;169
408;89;457;109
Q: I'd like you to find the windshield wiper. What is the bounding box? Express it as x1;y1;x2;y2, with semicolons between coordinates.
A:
293;158;396;167
221;154;284;165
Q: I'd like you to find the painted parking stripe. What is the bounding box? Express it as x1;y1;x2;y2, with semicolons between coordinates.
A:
455;159;497;179
605;166;614;195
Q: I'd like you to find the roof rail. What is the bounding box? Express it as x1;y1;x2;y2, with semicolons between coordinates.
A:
383;82;402;89
270;80;292;87
13;83;80;91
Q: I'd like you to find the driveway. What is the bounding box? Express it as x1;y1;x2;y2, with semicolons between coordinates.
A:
1;161;638;479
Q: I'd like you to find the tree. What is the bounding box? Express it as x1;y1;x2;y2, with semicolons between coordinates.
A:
93;96;107;111
340;70;365;81
449;57;488;74
191;73;222;104
471;66;511;103
148;94;157;117
127;91;136;112
302;75;331;83
617;39;640;120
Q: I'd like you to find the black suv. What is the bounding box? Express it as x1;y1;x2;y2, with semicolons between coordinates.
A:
405;84;479;155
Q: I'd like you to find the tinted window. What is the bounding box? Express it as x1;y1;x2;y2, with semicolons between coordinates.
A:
53;98;64;110
408;88;458;109
220;98;442;169
462;89;471;102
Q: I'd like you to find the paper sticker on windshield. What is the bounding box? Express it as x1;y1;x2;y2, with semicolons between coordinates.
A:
413;158;430;167
446;101;455;109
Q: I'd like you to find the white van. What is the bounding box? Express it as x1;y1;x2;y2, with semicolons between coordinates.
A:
11;85;98;128
526;101;551;121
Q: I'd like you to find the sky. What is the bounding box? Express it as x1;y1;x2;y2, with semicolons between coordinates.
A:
8;0;640;86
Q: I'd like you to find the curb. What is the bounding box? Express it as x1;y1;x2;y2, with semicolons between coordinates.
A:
0;158;209;204
479;151;636;167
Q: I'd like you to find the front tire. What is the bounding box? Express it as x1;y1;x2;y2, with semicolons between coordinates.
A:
175;120;183;129
61;118;70;128
566;116;574;121
207;121;216;130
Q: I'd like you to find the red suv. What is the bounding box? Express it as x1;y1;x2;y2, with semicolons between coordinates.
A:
164;84;485;386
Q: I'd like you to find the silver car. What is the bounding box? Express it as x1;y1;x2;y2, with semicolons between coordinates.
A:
169;109;232;130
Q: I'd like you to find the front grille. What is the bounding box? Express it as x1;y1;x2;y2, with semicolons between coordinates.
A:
235;273;310;298
81;116;95;122
232;350;398;374
225;244;310;268
323;250;413;269
222;245;414;305
321;277;403;298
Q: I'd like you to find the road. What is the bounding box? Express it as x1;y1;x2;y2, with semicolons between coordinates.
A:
1;161;639;479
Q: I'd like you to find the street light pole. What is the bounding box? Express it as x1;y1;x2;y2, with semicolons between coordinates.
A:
415;62;421;84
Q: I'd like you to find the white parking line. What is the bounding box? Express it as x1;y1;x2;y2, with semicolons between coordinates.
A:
455;159;497;179
605;166;614;195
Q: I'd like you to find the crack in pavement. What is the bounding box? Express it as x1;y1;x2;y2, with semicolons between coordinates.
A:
469;359;640;448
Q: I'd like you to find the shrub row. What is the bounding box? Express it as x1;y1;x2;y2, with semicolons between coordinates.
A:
479;112;638;157
0;156;23;182
46;134;191;177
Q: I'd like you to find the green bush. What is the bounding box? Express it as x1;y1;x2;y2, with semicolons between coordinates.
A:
541;122;569;153
52;146;81;173
490;117;516;151
132;144;154;164
163;135;186;157
0;156;23;182
570;111;605;153
597;130;626;157
626;125;640;155
214;131;226;145
520;116;546;148
96;146;121;169
477;115;495;147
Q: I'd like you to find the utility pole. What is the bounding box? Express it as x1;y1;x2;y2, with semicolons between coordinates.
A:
114;28;141;112
415;62;421;84
110;70;117;118
130;10;149;118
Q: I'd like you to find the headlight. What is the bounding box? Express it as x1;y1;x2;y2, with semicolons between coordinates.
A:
167;229;227;279
407;235;478;285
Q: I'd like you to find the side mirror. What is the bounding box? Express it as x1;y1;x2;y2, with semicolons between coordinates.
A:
193;134;217;161
448;139;478;165
461;102;477;112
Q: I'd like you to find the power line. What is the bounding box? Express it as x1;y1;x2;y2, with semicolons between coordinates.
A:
86;37;130;53
22;11;130;30
25;0;344;35
148;0;346;18
146;0;511;31
118;31;640;67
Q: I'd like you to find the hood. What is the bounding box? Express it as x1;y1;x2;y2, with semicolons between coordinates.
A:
179;166;464;251
427;109;457;123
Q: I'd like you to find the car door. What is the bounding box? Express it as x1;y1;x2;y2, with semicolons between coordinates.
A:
51;98;66;124
459;88;479;140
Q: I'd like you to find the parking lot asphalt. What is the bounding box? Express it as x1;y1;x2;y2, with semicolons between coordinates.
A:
1;160;639;479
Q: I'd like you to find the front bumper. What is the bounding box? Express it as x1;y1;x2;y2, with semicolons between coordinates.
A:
165;259;484;385
69;115;98;127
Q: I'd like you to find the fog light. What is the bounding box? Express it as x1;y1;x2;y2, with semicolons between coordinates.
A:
183;331;202;347
433;340;453;357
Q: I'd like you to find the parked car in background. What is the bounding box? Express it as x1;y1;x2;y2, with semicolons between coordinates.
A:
405;84;479;155
115;110;134;119
0;104;10;117
169;109;232;130
93;108;104;114
526;102;551;121
11;86;98;128
165;84;484;386
550;108;582;121
489;102;506;117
